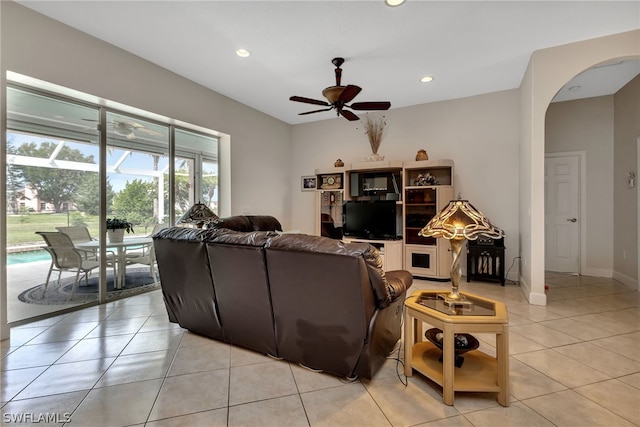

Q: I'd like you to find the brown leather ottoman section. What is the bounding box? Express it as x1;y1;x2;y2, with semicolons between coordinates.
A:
207;243;278;356
153;236;224;340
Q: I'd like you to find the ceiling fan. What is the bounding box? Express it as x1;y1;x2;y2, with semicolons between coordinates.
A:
82;118;163;140
290;57;391;121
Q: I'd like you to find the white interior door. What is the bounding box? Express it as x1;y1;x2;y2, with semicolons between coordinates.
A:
545;155;580;273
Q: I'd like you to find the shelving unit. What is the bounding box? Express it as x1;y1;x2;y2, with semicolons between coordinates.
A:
312;159;454;278
403;160;454;279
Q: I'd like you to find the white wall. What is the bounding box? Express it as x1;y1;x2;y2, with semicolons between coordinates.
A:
520;29;640;305
546;96;615;276
291;90;521;279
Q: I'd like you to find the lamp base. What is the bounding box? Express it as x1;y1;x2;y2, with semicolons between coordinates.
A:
439;292;475;308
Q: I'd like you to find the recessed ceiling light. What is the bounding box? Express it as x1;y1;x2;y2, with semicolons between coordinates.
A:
236;48;251;58
568;85;581;92
420;76;434;83
385;0;406;6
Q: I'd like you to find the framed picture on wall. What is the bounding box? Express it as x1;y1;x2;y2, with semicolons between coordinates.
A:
301;175;317;191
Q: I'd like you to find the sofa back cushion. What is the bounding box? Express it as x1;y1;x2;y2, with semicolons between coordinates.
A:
205;230;279;356
153;227;224;340
264;234;378;377
207;215;282;232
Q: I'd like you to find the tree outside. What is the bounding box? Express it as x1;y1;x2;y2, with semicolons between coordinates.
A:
112;179;157;231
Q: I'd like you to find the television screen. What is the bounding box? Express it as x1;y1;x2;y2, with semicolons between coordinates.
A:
343;200;398;240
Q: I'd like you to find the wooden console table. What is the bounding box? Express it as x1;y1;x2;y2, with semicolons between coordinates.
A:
404;290;509;406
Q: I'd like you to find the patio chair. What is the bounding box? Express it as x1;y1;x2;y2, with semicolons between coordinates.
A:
36;231;100;299
56;226;96;260
125;223;167;283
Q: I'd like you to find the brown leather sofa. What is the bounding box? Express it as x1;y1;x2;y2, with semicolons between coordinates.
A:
153;215;412;379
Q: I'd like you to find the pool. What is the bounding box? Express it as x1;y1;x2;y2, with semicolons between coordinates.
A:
7;250;50;265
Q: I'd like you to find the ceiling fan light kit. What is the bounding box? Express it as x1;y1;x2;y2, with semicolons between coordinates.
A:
290;57;391;122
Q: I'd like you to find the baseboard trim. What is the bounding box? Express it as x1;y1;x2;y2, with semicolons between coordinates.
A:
581;267;613;278
519;275;547;306
612;270;638;288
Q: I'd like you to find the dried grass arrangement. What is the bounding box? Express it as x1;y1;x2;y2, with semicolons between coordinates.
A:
362;113;387;155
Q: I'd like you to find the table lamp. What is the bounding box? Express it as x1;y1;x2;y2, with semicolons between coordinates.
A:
419;195;505;307
176;202;219;228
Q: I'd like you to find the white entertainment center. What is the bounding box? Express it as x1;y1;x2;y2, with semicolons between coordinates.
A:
314;159;454;278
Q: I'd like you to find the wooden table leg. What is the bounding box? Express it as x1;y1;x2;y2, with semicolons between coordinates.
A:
404;310;414;377
496;329;510;406
442;326;455;405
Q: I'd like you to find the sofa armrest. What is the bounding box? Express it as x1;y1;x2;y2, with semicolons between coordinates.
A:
384;270;412;302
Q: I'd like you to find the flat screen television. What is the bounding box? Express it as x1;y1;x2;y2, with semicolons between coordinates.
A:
343;200;398;240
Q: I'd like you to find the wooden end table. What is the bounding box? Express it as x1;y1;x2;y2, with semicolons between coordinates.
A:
404;290;510;406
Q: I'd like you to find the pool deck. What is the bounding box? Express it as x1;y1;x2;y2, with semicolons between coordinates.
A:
6;259;154;324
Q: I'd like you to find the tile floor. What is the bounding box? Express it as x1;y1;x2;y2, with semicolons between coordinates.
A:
1;273;639;426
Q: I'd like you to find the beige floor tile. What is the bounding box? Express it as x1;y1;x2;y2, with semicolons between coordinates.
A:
168;340;230;376
14;358;114;400
463;401;555;427
139;313;183;333
121;328;184;355
95;349;176;387
84;316;147;338
4;326;49;346
619;372;640;389
301;382;390;427
229;344;278;367
575;379;640;424
538;317;612;341
363;375;459;425
106;304;158;320
290;363;347;393
178;330;215;348
228;394;308;427
571;313;639;335
591;335;640;362
56;334;134;364
1;366;48;401
416;415;474;426
514;349;609;388
148;370;229;421
508;357;567;400
25;321;99;345
229;360;298;406
553;342;640;377
523;389;636;427
146;408;228;427
510;323;582;348
1;341;77;370
507;331;546;355
0;391;87;425
71;379;163;426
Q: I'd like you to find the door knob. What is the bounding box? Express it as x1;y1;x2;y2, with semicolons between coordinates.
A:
567;218;577;223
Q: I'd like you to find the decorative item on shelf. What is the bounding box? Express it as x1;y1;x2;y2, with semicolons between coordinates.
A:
361;113;387;161
334;158;344;167
425;328;479;367
415;172;437;186
106;218;134;243
177;202;219;228
419;194;505;307
320;174;342;189
415;149;429;161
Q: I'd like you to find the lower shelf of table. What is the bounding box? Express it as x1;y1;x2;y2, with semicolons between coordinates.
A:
410;342;500;392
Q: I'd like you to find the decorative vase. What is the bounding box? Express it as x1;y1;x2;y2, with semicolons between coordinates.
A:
416;149;429;161
365;153;386;162
107;229;125;243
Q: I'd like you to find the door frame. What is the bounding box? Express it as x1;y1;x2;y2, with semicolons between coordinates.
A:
637;136;639;291
545;151;586;275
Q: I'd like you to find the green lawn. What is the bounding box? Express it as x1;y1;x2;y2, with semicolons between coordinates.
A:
6;213;101;246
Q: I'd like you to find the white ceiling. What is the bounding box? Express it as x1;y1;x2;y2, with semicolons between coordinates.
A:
16;1;640;125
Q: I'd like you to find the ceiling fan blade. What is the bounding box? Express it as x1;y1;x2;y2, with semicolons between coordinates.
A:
339;108;360;121
299;107;333;116
338;85;362;103
350;101;391;111
290;96;330;106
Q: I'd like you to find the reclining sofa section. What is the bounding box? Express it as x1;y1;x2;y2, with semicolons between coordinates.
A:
153;215;412;379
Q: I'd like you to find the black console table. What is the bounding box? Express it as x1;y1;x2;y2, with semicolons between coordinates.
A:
466;238;505;286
